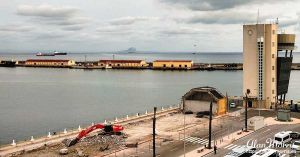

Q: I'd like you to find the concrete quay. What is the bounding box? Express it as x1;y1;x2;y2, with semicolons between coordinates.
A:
0;106;180;157
7;59;300;70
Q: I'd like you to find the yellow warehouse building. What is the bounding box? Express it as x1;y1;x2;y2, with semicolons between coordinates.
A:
152;60;193;69
25;59;76;67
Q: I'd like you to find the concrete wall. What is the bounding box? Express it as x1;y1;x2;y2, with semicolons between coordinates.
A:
243;24;259;98
217;98;227;115
184;100;217;114
264;24;277;108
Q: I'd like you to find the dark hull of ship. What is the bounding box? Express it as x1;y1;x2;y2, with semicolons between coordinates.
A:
36;54;55;56
54;52;67;55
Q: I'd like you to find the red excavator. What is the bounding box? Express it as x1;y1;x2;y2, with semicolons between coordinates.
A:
64;123;124;147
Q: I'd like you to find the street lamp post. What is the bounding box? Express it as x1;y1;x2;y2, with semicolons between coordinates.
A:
208;101;213;149
245;89;250;132
153;107;157;157
182;97;186;157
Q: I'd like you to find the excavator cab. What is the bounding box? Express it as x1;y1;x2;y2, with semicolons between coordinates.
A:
104;124;113;132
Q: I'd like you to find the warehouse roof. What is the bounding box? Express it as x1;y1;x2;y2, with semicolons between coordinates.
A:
99;60;144;63
153;60;192;62
183;86;225;101
26;59;72;62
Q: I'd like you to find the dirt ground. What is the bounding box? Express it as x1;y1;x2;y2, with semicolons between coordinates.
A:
16;109;300;157
17;113;203;157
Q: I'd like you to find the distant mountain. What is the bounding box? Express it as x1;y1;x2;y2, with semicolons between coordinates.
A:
118;47;137;53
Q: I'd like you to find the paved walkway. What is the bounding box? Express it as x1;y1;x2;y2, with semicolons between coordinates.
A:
180;116;300;157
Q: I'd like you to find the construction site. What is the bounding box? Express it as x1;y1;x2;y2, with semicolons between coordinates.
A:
0;106;245;157
1;90;300;157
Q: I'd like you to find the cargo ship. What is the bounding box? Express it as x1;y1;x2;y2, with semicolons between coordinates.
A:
54;51;67;55
36;52;55;56
36;51;67;56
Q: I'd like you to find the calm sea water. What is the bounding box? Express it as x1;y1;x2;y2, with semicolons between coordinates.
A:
0;52;299;145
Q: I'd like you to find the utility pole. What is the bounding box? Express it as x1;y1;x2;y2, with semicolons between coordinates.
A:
153;107;157;157
245;94;248;132
208;101;213;149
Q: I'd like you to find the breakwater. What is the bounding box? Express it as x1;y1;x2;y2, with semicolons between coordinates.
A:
2;60;300;70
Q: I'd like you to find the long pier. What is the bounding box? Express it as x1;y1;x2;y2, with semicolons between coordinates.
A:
0;105;180;157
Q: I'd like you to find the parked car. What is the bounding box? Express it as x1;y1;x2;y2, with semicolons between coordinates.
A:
291;140;300;152
230;102;236;108
290;132;300;139
183;110;193;114
196;112;204;118
197;111;210;116
290;103;300;112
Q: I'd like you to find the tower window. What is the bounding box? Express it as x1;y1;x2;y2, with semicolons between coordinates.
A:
272;77;275;82
272;66;275;70
272;42;275;47
272;54;275;58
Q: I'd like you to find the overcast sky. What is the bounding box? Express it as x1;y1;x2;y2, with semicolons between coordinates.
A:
0;0;299;53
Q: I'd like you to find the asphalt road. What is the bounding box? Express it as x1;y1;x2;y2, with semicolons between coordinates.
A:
139;115;244;157
205;124;300;157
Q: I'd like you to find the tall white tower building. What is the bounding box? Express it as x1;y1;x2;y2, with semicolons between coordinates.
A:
243;23;295;109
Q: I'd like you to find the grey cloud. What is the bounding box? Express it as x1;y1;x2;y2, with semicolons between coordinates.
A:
279;18;299;28
181;11;257;24
62;25;85;31
17;4;78;18
35;31;67;40
160;0;294;11
96;25;132;34
17;4;90;28
160;27;204;35
109;16;159;25
42;17;91;26
0;25;33;32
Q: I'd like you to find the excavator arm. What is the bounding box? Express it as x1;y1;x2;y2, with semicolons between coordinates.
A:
64;123;124;147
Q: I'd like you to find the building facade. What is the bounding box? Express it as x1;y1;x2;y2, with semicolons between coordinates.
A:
182;86;227;116
152;60;193;69
98;60;148;68
25;59;76;67
243;23;295;109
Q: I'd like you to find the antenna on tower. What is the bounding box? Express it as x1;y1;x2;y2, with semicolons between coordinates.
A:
276;17;279;25
256;9;260;24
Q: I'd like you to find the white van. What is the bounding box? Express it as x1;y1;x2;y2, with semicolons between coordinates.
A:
230;102;236;108
251;148;281;157
273;131;292;147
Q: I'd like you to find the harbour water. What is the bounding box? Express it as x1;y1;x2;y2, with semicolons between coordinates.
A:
0;52;300;145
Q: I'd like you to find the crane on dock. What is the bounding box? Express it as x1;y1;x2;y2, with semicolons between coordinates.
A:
63;123;124;147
